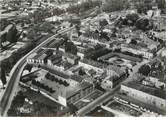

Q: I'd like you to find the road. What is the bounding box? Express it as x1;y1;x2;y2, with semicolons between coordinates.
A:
0;26;75;117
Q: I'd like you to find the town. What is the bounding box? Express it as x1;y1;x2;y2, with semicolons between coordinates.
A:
0;0;166;117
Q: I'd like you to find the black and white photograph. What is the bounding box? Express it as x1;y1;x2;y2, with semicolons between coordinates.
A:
0;0;166;117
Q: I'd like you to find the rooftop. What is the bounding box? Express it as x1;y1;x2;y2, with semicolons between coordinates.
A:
123;81;166;100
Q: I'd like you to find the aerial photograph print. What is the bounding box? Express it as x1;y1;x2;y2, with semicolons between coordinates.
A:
0;0;166;117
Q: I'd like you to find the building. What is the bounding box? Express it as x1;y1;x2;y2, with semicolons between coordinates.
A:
121;81;166;110
62;53;80;65
27;62;94;107
142;76;166;89
121;44;153;59
45;71;94;106
47;51;63;66
63;82;94;106
98;51;142;63
79;59;104;73
113;94;165;115
27;48;55;65
27;52;47;65
101;66;127;89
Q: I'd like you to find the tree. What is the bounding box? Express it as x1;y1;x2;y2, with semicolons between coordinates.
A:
68;104;78;115
0;67;7;88
46;49;53;56
126;13;139;26
27;29;36;40
6;24;18;43
135;18;152;31
99;19;108;27
100;31;110;41
0;32;7;43
138;64;151;76
25;64;33;72
65;41;77;55
45;72;51;79
130;39;137;45
78;68;86;76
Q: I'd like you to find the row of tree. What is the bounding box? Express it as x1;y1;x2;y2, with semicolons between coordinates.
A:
32;80;55;93
45;73;69;87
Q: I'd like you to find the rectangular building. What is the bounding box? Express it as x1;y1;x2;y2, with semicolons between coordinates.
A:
121;81;166;110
